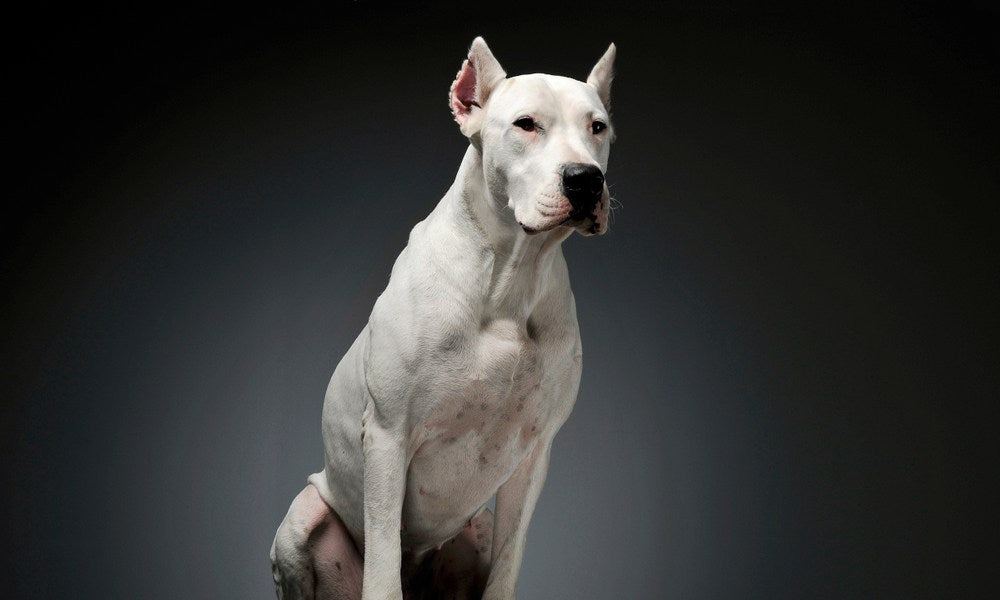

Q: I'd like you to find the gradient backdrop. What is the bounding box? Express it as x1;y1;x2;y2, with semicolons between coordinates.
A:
5;3;997;598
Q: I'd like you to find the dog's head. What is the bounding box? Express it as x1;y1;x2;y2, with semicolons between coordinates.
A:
450;37;616;236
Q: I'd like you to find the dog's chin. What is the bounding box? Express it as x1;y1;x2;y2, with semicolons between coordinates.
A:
516;213;565;235
519;222;556;235
518;214;609;236
516;202;609;236
519;221;608;237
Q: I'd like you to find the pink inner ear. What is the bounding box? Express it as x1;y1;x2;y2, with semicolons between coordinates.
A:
450;59;479;123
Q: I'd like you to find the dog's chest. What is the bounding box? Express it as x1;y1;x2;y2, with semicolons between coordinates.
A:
425;318;544;448
401;317;553;543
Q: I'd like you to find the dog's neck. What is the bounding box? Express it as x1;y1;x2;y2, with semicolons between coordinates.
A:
440;145;571;320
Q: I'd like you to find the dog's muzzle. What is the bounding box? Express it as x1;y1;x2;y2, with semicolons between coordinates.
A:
561;163;605;221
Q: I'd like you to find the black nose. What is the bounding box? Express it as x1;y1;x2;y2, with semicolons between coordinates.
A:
561;163;605;217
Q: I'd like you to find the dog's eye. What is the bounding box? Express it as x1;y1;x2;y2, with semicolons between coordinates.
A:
514;117;536;132
592;120;607;135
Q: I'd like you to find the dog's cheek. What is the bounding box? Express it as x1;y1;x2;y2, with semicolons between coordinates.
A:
480;145;507;199
485;163;509;207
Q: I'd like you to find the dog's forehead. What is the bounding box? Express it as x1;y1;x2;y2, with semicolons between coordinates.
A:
492;74;605;116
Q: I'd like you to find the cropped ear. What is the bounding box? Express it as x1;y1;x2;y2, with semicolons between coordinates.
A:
449;37;507;136
586;42;616;110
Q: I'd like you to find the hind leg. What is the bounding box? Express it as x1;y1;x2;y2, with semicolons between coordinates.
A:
270;484;363;600
431;509;493;598
402;509;493;600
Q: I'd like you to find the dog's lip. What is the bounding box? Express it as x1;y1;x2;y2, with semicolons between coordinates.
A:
519;221;544;235
565;213;599;228
519;211;602;235
525;217;573;234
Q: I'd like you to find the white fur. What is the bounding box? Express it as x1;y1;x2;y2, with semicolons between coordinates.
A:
273;37;616;600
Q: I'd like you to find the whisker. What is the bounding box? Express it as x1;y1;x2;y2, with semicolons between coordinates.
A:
608;195;622;225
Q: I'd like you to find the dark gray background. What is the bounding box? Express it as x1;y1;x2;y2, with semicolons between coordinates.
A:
4;3;997;598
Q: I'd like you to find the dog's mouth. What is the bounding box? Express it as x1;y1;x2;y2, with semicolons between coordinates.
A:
516;194;608;236
563;197;609;235
519;215;604;236
564;190;609;236
567;215;606;236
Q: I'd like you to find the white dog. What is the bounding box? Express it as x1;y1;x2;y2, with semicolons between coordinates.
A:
271;37;616;599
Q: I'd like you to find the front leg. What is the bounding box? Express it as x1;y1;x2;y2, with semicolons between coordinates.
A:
483;441;552;599
361;399;407;600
